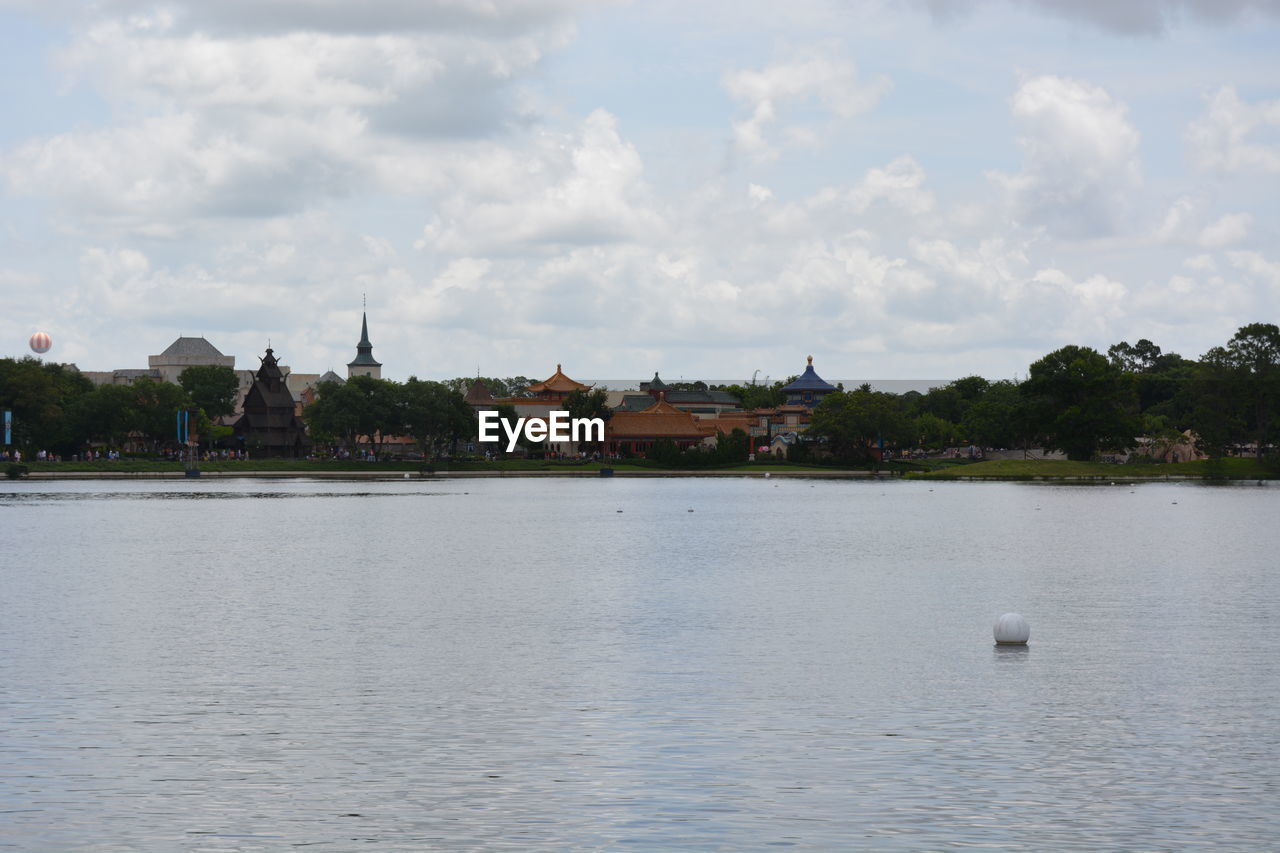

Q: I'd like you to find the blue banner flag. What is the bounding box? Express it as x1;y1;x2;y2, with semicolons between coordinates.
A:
3;409;10;445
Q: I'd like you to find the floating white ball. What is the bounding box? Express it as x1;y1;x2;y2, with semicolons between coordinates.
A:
29;331;52;354
993;612;1030;645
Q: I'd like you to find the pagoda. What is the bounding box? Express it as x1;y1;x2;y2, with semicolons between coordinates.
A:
781;356;837;409
233;347;310;457
526;364;591;402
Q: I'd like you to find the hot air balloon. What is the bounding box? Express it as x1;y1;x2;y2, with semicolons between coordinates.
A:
29;332;52;354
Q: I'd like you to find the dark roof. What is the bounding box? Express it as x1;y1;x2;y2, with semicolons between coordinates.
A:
348;312;381;368
317;370;345;385
158;336;226;358
616;389;740;412
616;394;657;412
781;356;837;392
665;390;739;405
464;379;496;405
640;372;668;391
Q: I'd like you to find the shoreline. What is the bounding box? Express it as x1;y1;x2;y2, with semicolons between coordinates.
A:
12;469;1276;482
17;468;885;480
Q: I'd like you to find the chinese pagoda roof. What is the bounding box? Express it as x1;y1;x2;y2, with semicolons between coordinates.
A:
527;364;591;394
640;371;668;391
781;356;837;392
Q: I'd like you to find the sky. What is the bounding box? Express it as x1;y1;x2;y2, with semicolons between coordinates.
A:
1;0;1278;383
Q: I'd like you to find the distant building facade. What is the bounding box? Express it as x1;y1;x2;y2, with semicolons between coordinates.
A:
605;394;715;456
616;372;742;416
149;337;236;383
83;336;234;387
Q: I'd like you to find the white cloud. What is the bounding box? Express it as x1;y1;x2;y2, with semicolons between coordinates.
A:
1183;254;1217;272
1227;250;1280;288
1188;86;1280;174
723;52;891;162
0;1;580;232
992;75;1142;238
416;109;663;255
747;183;774;204
939;0;1280;35
1197;212;1252;247
849;156;934;215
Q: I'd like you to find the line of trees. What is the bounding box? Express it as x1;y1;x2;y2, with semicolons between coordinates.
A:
303;375;475;457
805;323;1280;462
0;360;240;453
4;322;1277;462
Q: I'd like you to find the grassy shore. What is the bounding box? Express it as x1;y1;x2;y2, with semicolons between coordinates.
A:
16;458;852;477
14;456;1274;480
907;457;1278;480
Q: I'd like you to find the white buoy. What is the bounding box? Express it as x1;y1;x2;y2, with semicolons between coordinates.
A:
764;472;771;478
403;473;410;479
994;612;1030;645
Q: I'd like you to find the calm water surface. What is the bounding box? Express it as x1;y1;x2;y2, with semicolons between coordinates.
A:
1;476;1277;850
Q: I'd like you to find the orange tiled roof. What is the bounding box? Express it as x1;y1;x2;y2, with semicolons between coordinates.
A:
700;413;757;434
527;364;592;394
495;397;557;406
604;397;706;439
607;412;709;438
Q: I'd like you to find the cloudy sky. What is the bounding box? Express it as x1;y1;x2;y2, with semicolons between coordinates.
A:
1;0;1278;382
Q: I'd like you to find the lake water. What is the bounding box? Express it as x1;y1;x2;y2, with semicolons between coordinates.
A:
1;476;1277;850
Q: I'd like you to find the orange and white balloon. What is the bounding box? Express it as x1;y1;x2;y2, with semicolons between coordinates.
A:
29;331;52;354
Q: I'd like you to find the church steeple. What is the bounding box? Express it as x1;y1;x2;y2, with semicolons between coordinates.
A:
347;303;382;379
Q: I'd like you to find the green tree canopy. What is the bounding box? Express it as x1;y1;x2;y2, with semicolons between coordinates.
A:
719;380;786;409
1023;345;1140;460
179;364;240;419
960;380;1033;450
0;357;93;450
129;378;195;449
402;378;474;456
808;390;912;461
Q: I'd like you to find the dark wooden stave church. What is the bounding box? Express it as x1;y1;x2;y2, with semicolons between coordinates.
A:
233;347;310;457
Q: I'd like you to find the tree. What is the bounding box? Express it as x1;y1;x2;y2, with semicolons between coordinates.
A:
129;378;195;450
66;384;139;448
402;378;474;457
1022;346;1140;460
179;365;240;419
913;412;957;450
0;357;94;451
719;380;786;409
1224;323;1280;458
443;376;533;399
1108;339;1164;373
712;428;749;464
1188;346;1247;457
808;390;912;462
960;380;1033;450
343;375;402;457
304;380;362;450
563;388;611;453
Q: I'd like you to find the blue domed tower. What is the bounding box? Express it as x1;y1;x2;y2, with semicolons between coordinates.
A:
781;355;837;409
